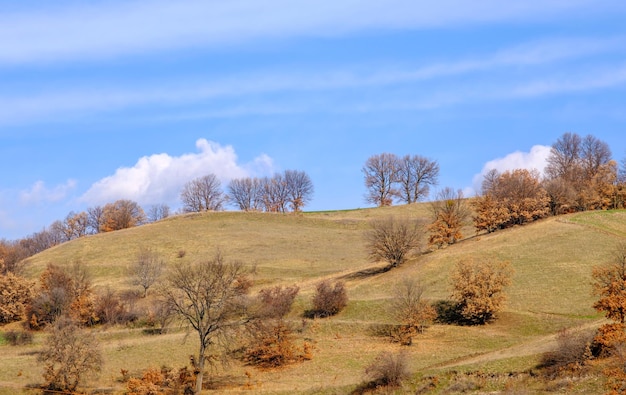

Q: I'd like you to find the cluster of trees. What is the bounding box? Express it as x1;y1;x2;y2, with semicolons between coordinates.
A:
363;133;626;247
181;170;314;214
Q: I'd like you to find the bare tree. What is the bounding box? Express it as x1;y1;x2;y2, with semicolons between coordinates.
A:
146;204;170;222
397;155;439;204
160;252;251;394
581;134;612;180
180;174;226;213
284;170;314;212
39;316;103;392
363;153;400;207
130;247;165;297
259;174;290;213
545;132;583;182
86;205;104;234
228;177;261;211
366;216;423;269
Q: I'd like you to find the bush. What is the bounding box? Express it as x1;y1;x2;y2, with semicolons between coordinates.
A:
364;351;410;388
450;258;512;325
390;280;437;344
256;285;299;319
540;328;593;374
306;280;347;318
125;366;195;395
243;320;312;368
0;272;34;324
592;323;626;358
38;316;103;392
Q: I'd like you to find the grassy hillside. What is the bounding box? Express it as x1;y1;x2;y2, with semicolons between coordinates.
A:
3;205;625;394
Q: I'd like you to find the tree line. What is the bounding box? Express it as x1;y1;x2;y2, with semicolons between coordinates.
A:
0;169;313;271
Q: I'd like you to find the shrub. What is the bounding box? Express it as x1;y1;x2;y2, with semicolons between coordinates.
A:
540;328;593;374
307;280;347;318
243;320;312;368
364;351;410;388
390;280;437;345
450;258;512;325
38;316;103;392
592;323;626;358
256;285;299;319
126;366;195;395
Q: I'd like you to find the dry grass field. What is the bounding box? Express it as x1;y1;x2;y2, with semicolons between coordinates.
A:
2;204;625;394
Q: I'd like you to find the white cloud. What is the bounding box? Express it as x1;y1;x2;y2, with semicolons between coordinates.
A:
20;179;77;205
471;145;552;195
80;139;274;206
0;0;622;65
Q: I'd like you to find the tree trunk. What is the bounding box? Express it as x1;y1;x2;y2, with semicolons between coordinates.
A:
195;343;206;394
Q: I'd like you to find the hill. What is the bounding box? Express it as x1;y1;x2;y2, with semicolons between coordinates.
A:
3;205;626;393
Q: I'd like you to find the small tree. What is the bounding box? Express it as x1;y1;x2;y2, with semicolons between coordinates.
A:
180;174;226;212
363;153;400;207
284;170;314;213
159;251;251;394
391;280;437;344
428;187;469;248
366;216;423;269
397;155;439;204
450;258;513;325
39;316;103;392
129;247;165;297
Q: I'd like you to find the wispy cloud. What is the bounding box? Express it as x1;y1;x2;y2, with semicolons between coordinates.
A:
80;139;274;206
1;34;624;125
20;179;77;205
0;0;622;65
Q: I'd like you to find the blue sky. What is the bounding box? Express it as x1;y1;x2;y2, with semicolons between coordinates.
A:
1;0;626;240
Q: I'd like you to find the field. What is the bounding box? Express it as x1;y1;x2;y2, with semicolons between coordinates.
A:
2;204;625;394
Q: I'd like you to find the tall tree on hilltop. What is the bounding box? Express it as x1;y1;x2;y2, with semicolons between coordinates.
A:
180;174;226;212
363;153;400;207
397;155;439;204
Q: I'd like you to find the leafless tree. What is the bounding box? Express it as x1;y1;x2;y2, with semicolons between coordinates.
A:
159;252;251;394
146;204;170;222
581;134;612;180
259;174;290;213
86;205;104;234
363;153;400;207
366;216;423;269
130;247;165;297
545;132;583;182
228;177;262;211
180;174;226;212
397;155;439;204
284;170;314;212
